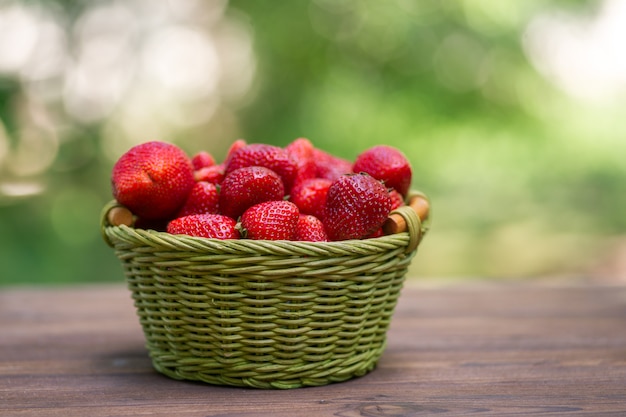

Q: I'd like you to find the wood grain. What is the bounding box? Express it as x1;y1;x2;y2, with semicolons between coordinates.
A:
1;282;625;416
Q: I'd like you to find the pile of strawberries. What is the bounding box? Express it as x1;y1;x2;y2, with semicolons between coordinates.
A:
110;138;413;242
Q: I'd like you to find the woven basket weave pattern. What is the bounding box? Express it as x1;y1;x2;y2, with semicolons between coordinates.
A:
102;199;425;389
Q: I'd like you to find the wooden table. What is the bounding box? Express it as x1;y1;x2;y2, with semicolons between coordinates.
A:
1;281;625;416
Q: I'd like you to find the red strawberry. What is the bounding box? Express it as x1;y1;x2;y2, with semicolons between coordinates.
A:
191;151;216;170
289;178;331;220
111;141;195;220
240;200;299;240
224;139;247;165
285;137;314;157
352;145;412;197
177;181;219;217
285;138;316;185
167;214;240;239
324;173;392;241
389;189;405;210
311;148;353;181
194;164;225;184
219;166;285;219
295;214;328;242
225;143;298;193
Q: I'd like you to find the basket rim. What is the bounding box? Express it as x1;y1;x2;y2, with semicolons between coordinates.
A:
100;190;429;254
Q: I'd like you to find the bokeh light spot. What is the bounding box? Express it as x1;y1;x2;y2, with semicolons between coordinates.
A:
524;0;626;103
0;3;39;73
7;127;59;177
141;26;220;100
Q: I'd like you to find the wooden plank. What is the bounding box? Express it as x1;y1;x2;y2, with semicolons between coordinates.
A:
1;283;625;416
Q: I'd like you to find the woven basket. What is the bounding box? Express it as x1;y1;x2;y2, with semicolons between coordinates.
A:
100;192;428;389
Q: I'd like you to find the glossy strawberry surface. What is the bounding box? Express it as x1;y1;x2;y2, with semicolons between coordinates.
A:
176;181;219;217
191;151;216;170
389;189;405;210
289;178;331;221
240;200;299;240
225;144;298;193
295;214;328;242
219;166;285;219
324;173;392;241
224;139;247;165
111;141;195;220
285;137;317;185
311;148;353;181
352;145;412;197
193;164;225;184
167;214;240;239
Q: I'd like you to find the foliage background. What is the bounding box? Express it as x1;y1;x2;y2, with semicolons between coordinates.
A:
1;0;625;286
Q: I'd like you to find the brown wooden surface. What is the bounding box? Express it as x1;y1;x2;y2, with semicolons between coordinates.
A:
1;281;625;416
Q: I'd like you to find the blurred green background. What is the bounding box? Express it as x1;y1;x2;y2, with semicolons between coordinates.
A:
1;0;625;286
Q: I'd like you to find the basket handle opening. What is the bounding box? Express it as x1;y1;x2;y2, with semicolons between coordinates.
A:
100;201;134;247
383;192;430;253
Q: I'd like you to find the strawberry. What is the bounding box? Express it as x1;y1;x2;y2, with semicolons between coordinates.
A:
295;214;328;242
285;138;317;185
194;164;225;184
167;214;240;239
177;181;219;217
111;141;195;220
324;173;392;241
191;151;216;170
224;139;247;165
219;166;285;219
352;145;412;197
289;178;331;220
311;148;353;181
389;188;405;210
240;200;299;240
225;143;298;193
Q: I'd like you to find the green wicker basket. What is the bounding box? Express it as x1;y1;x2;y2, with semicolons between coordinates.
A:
100;192;428;389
